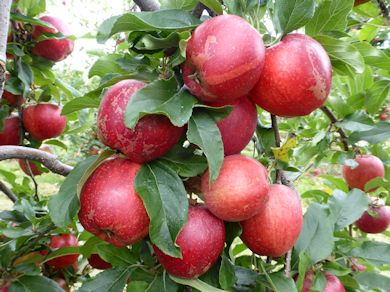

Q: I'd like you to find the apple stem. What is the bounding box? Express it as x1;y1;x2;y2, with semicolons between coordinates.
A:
320;106;349;152
0;180;17;202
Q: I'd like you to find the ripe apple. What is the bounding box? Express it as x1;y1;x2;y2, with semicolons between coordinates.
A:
342;155;385;192
302;271;345;292
44;234;79;269
214;96;257;155
153;205;225;278
351;258;366;272
31;16;74;62
0;286;8;292
1;74;24;108
201;154;269;221
182;15;265;104
0;115;20;145
240;184;303;257
250;33;332;117
88;254;112;270
78;156;150;247
22;104;67;141
355;205;390;233
18;145;51;176
379;113;388;121
97;80;184;163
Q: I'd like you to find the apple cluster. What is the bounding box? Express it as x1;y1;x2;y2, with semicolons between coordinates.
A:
0;16;73;175
77;15;310;279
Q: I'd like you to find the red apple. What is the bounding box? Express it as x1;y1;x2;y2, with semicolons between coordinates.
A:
2;91;23;108
0;286;8;292
342;155;385;192
0;115;20;145
153;205;225;278
250;33;332;117
97;80;184;163
182;15;265;104
240;184;303;257
79;156;150;247
351;258;366;272
88;254;112;270
18;146;51;176
22;104;67;141
379;113;388;121
302;271;345;292
355;205;390;233
214;96;257;155
44;234;79;269
31;16;74;62
201;154;269;221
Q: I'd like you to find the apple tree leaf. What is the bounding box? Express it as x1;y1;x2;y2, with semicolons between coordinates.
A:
78;267;132;292
351;241;390;266
134;161;188;258
9;275;63;292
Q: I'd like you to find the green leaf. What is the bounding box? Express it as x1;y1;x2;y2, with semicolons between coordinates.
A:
315;35;365;74
170;275;228;292
274;0;315;35
351;241;390;266
148;273;179;292
62;96;101;115
96;245;137;266
199;0;223;15
17;0;46;17
16;59;33;98
349;122;390;144
89;54;127;78
269;272;297;292
159;144;208;178
78;267;132;292
365;80;390;115
160;0;197;10
41;246;80;263
124;78;197;129
9;275;62;292
134;162;188;258
354;272;390;291
219;255;236;290
10;13;54;29
97;10;201;43
353;42;390;71
305;0;354;36
48;156;97;227
187;110;224;183
328;189;369;230
295;203;334;264
126;281;149;292
296;253;312;292
134;32;181;51
358;17;384;42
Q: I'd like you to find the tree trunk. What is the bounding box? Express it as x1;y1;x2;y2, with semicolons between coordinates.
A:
0;0;12;98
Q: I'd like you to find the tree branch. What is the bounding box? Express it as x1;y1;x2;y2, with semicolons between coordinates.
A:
376;0;389;19
0;180;16;202
0;146;73;176
133;0;160;11
0;0;13;98
320;106;349;152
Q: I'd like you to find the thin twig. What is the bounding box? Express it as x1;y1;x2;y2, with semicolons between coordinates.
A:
0;146;73;176
22;159;39;201
270;114;283;184
285;250;292;277
320;106;349;151
0;180;17;202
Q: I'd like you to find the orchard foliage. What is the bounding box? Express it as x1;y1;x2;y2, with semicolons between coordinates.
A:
0;0;390;291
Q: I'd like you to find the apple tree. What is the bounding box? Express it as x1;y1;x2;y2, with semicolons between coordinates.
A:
0;0;389;291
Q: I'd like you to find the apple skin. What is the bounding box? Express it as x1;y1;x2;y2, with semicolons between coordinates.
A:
54;278;70;292
2;91;24;108
214;96;257;155
355;205;390;234
153;205;225;279
201;154;269;222
0;287;8;292
88;254;112;270
342;155;385;192
31;16;74;62
250;33;332;117
379;113;388;121
18;146;51;176
97;80;185;163
240;184;303;257
302;271;345;292
44;234;79;269
22;104;67;141
79;156;150;247
182;15;265;104
0;115;20;145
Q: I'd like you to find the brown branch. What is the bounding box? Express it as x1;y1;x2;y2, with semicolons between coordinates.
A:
0;0;13;98
320;106;349;151
284;250;292;277
376;0;389;19
0;180;17;202
271;114;283;184
0;146;73;176
133;0;160;11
